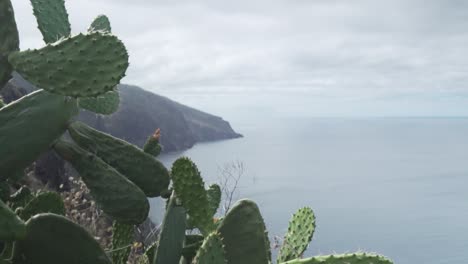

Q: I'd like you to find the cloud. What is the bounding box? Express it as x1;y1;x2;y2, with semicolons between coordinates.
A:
10;0;468;102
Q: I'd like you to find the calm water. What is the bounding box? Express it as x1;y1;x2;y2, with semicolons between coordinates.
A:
150;117;468;264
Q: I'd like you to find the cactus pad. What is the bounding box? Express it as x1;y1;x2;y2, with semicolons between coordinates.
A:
9;187;34;210
13;213;112;264
207;184;221;217
171;157;214;235
53;140;149;225
153;194;186;264
217;199;271;264
193;232;227;264
9;32;129;97
68;121;170;197
111;222;134;264
30;0;71;43
20;191;65;221
79;89;120;115
143;129;162;157
89;15;112;33
280;253;394;264
0;199;26;241
278;207;316;263
0;90;78;178
0;0;19;88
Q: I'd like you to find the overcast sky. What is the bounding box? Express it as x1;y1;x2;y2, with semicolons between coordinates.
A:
10;0;468;117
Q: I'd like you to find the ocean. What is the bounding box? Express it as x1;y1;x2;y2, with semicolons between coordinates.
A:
150;117;468;264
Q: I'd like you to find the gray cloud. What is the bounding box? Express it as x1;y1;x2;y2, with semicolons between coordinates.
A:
10;0;468;103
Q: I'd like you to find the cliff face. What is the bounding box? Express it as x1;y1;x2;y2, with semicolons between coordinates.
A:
2;75;242;153
79;84;242;152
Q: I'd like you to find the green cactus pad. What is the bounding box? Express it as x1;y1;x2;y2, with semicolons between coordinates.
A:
20;191;65;221
53;140;149;225
79;89;120;115
207;184;221;217
68;121;170;197
193;232;227;264
143;131;161;157
12;213;112;264
217;199;271;264
88;15;112;33
0;199;26;241
111;222;134;264
153;194;186;264
280;253;394;264
278;207;316;263
0;181;9;202
171;157;214;235
0;90;78;178
144;241;157;263
9;32;129;97
30;0;71;43
9;187;34;210
0;0;19;88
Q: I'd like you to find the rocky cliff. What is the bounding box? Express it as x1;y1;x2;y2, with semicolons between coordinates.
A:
2;74;242;152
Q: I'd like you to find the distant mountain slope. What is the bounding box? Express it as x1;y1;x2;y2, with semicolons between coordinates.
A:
79;84;242;152
2;74;242;153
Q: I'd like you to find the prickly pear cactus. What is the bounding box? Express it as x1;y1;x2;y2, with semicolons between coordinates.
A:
30;0;71;43
19;191;65;221
9;32;129;97
79;89;120;115
67;121;170;197
9;187;34;210
0;181;9;202
278;207;316;263
88;15;112;33
0;199;26;241
0;0;19;88
143;128;162;157
280;253;394;264
207;184;221;217
53;139;149;225
0;90;78;178
171;157;214;235
144;241;157;264
217;199;271;264
111;221;134;264
193;232;227;264
12;213;112;264
153;194;187;264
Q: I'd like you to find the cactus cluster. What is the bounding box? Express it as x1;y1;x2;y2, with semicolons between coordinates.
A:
0;0;395;263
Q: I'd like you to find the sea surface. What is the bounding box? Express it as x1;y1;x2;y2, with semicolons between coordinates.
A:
150;117;468;264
